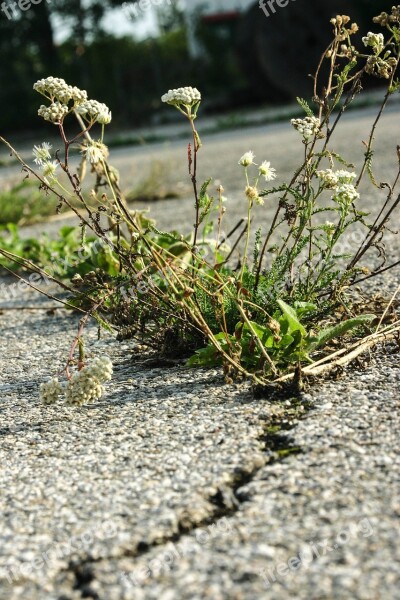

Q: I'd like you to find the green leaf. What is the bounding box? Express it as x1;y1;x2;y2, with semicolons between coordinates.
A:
310;314;376;350
93;312;114;333
277;299;307;337
198;178;214;224
187;332;234;367
243;321;273;346
296;97;315;118
293;301;317;318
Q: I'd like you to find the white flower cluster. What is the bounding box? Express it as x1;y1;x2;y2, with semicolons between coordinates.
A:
316;168;356;188
76;100;112;125
39;378;63;405
32;142;59;183
362;32;385;54
39;357;113;407
334;183;360;205
161;87;201;107
291;116;321;140
316;169;359;205
33;76;111;126
38;101;70;124
33;77;88;105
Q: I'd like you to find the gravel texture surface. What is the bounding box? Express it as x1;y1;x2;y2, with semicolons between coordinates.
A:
0;106;399;599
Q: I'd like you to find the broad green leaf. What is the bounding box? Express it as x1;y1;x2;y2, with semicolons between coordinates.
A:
277;299;307;337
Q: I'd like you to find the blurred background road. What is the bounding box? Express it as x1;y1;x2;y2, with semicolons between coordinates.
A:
1;0;398;237
1;100;399;269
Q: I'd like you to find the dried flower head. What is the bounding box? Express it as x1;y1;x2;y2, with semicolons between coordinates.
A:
365;55;397;79
373;12;390;27
82;141;109;165
245;185;263;205
362;32;385;54
374;6;400;27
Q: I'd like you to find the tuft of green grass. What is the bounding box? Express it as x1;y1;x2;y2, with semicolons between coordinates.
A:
125;160;182;203
0;180;57;225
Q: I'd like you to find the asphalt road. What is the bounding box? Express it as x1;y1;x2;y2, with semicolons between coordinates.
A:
0;104;399;600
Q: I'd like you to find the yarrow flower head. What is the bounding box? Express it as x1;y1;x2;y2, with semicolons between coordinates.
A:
362;32;385;54
65;357;113;406
40;357;113;407
291;116;321;140
259;160;277;182
76;100;112;125
39;378;63;405
33;77;110;128
33;142;52;166
38;101;69;124
335;170;357;184
316;168;357;188
333;183;360;206
33;77;87;105
161;87;201;108
239;151;255;167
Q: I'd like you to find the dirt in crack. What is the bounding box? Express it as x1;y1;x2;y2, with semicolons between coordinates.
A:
63;561;99;599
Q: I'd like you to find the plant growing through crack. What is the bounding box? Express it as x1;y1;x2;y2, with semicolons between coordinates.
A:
1;7;400;402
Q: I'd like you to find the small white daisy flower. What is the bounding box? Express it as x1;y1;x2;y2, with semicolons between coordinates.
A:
33;142;52;165
239;151;255;167
41;160;59;183
259;160;277;182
